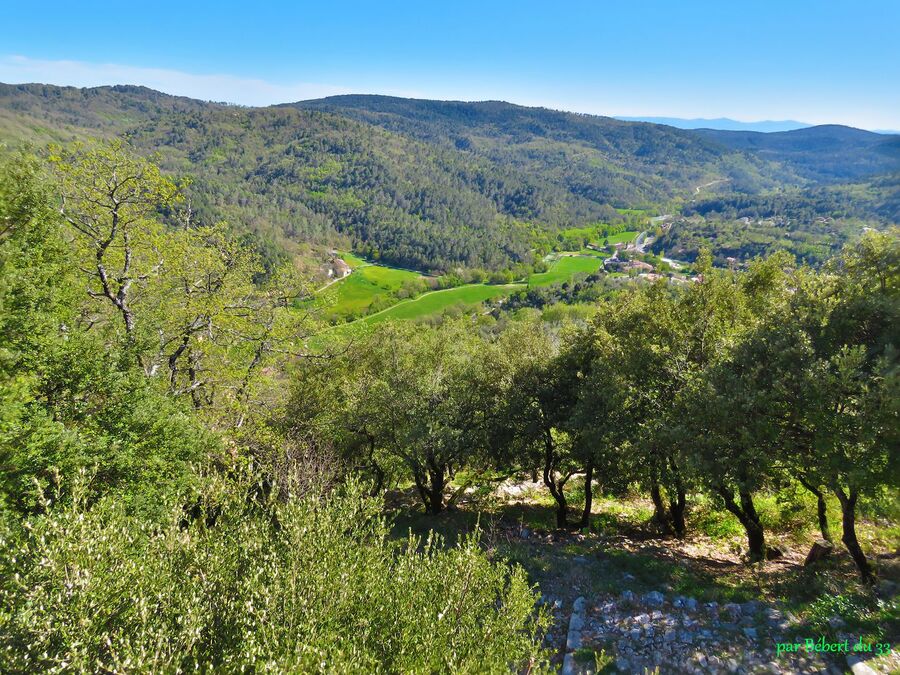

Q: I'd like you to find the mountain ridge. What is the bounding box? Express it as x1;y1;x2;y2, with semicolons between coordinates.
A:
614;116;812;132
1;83;897;271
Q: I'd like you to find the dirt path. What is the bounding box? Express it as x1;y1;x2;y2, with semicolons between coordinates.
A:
694;178;730;195
315;272;356;293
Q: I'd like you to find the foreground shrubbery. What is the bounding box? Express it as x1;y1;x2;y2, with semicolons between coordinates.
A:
0;476;550;673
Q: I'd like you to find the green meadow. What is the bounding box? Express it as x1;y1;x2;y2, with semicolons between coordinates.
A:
318;248;611;327
528;255;603;287
604;230;639;245
365;283;522;323
340;251;369;268
320;256;423;318
556;224;601;241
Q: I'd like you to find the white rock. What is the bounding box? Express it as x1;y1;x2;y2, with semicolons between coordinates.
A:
828;615;846;629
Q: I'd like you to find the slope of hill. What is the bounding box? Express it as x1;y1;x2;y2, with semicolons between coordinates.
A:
291;95;800;201
615;116;811;132
1;83;896;272
692;125;900;182
0;83;621;271
0;83;207;140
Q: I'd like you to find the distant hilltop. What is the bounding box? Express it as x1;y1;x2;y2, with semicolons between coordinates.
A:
614;116;812;133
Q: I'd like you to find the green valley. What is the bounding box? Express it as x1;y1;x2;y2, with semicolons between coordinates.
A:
315;250;618;327
317;258;425;320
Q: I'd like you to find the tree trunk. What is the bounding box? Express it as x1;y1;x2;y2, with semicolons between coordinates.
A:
798;476;831;543
667;458;688;538
541;432;569;529
577;462;594;529
411;456;446;515
833;487;875;584
530;467;539;483
650;481;672;533
426;461;446;515
720;487;766;561
543;470;569;528
669;486;687;539
369;460;385;497
739;490;765;560
365;435;384;497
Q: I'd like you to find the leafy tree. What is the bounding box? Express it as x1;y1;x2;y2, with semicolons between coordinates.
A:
789;230;900;582
674;254;784;560
576;283;692;536
0;152;210;515
49;140;180;352
315;322;492;514
50;140;315;428
489;320;589;528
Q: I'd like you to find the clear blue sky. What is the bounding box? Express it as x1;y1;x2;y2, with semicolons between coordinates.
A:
4;0;899;129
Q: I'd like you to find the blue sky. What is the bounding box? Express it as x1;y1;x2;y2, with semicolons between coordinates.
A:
4;0;899;129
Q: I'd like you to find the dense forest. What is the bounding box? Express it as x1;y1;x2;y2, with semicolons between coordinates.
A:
0;142;897;671
691;126;900;183
651;178;900;265
2;83;898;274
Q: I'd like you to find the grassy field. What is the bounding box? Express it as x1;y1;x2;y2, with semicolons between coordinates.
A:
365;283;522;323
340;251;369;269
317;248;612;327
603;230;639;245
322;261;422;318
557;224;602;241
576;247;607;258
528;255;603;287
559;228;638;250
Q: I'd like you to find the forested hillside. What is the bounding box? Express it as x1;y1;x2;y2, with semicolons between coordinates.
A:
291;95;800;202
692;125;900;182
1;83;898;273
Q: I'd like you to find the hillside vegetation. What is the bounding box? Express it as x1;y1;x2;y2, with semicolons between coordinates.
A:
3;83;897;274
292;95;787;203
692;125;900;182
0;128;897;674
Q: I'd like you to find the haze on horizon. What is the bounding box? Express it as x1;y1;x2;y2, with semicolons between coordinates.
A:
4;0;899;131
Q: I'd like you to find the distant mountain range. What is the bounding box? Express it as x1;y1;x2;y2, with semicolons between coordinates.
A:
614;117;812;132
615;116;900;135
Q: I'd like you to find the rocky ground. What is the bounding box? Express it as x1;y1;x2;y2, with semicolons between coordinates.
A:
550;589;837;674
504;524;897;674
396;482;899;674
522;530;900;674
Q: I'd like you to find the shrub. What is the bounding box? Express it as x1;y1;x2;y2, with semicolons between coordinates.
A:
691;493;744;539
0;476;550;673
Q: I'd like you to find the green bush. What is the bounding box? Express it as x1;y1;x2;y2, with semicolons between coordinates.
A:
691;493;744;539
0;477;551;673
803;592;894;643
